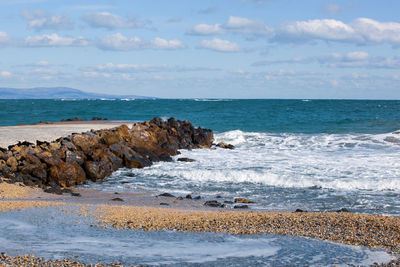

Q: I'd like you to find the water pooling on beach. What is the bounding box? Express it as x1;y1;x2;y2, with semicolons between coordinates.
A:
84;129;400;215
0;207;394;266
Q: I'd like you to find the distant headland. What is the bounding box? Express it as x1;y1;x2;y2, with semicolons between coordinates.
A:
0;87;156;99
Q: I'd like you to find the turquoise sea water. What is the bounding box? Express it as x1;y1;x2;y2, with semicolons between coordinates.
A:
1;99;400;133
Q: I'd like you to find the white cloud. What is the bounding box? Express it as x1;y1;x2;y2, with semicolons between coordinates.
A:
187;24;226;35
0;31;11;46
24;33;89;47
22;10;72;30
0;71;12;78
188;16;273;37
83;12;150;29
98;33;185;50
280;19;356;42
199;38;240;52
278;18;400;46
92;62;218;73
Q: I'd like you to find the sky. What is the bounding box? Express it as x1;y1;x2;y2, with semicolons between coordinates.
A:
0;0;400;99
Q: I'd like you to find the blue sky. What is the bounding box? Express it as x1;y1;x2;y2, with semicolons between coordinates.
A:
0;0;399;99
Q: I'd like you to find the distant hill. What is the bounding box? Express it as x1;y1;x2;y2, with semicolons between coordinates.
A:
0;87;155;99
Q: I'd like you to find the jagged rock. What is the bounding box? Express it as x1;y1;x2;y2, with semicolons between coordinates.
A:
2;117;214;188
6;157;18;171
177;158;196;162
216;142;235;149
84;161;112;182
234;198;256;204
185;194;192;199
234;205;249;209
65;150;84;165
158;193;175;197
204;200;225;208
49;162;86;187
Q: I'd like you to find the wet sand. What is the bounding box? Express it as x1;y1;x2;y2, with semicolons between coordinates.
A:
0;121;134;149
1;185;400;254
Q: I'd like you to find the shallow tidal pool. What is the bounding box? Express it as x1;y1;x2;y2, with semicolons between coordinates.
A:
0;207;395;266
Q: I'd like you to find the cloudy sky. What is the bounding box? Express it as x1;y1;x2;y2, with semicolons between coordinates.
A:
0;0;399;99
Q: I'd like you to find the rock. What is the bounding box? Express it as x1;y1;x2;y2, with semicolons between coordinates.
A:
176;196;184;200
158;193;175;197
234;198;256;204
2;117;214;189
111;197;124;202
336;208;350;213
177;158;196;162
224;201;234;204
70;192;81;197
185;194;192;199
234;205;249;209
65;151;84;165
44;183;62;195
216;142;235;149
160;203;169;206
193;196;201;200
48;162;86;187
294;209;306;212
6;157;18;171
84;161;112;182
204;200;225;208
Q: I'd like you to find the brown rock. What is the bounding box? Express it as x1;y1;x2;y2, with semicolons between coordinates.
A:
234;198;256;204
65;150;84;165
6;157;18;171
216;142;235;149
71;133;102;154
48;162;86;187
84;161;112;182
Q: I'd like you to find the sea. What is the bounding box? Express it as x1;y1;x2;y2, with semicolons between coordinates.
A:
1;99;400;216
1;99;400;265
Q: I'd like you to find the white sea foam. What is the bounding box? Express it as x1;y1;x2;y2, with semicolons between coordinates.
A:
131;130;400;192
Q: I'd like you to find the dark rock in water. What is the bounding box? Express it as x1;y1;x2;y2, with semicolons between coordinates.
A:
234;205;249;209
204;200;225;208
160;203;169;206
295;209;306;213
216;142;235;149
177;157;196;162
185;194;192;199
70;192;81;197
120;181;130;184
193;196;201;200
176;196;184;200
336;208;350;213
216;195;222;199
224;201;234;204
43;184;62;195
234;198;256;204
111;197;124;202
158;193;175;197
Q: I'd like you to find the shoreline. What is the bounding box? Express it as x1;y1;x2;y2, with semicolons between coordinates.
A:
1;184;399;255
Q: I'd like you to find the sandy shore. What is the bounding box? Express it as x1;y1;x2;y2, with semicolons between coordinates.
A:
0;121;134;148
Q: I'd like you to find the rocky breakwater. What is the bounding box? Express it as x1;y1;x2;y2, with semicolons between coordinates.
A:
0;117;213;188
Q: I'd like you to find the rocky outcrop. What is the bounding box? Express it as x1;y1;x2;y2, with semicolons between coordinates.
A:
0;117;213;188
